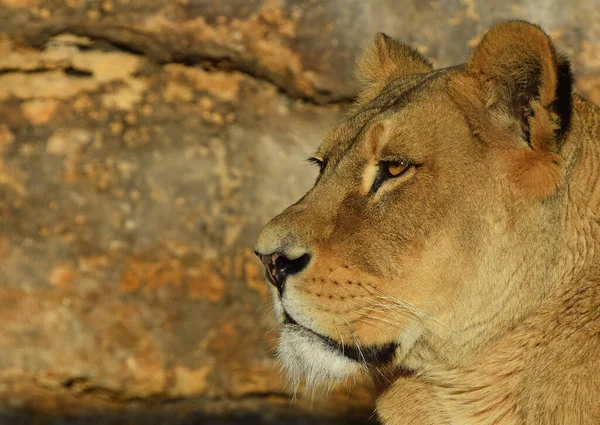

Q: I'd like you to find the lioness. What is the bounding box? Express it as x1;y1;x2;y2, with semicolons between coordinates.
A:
255;21;600;424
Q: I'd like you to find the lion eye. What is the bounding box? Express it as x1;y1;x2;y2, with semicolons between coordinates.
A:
369;159;414;194
386;161;409;177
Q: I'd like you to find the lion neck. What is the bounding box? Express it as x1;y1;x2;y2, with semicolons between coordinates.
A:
561;96;600;276
376;268;600;425
376;346;524;424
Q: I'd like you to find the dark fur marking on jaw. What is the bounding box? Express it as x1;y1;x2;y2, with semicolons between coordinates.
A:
283;311;397;365
323;337;397;365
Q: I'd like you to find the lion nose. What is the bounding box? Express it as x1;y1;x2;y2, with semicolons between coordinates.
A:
255;251;311;295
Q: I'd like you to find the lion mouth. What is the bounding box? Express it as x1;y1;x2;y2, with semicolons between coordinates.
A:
283;310;397;365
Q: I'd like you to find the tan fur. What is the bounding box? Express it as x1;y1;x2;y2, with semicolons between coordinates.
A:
255;21;600;424
355;32;433;107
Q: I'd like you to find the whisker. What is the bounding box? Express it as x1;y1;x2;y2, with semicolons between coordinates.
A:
337;313;367;364
334;325;346;357
374;295;430;315
367;285;448;328
354;314;405;330
264;323;279;336
256;298;267;314
345;299;420;324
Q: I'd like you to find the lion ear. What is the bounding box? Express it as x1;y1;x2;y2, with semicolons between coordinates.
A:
466;21;573;147
357;33;433;86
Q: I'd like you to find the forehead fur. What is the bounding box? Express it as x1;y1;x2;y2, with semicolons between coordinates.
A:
319;72;450;162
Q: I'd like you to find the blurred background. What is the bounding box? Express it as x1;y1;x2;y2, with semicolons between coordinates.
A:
0;1;598;424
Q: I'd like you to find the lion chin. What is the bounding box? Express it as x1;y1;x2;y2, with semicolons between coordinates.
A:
276;325;364;392
277;310;400;392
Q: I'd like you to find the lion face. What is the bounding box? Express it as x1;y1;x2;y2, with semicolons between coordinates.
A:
255;23;572;389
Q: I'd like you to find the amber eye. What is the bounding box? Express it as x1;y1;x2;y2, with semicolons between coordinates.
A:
386;161;409;177
369;159;415;194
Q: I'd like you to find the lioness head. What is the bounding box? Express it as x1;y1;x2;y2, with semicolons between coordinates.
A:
255;21;574;390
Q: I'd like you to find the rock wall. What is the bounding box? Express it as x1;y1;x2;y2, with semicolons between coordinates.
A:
0;1;598;424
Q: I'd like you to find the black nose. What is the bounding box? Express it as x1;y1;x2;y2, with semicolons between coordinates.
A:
255;251;311;295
